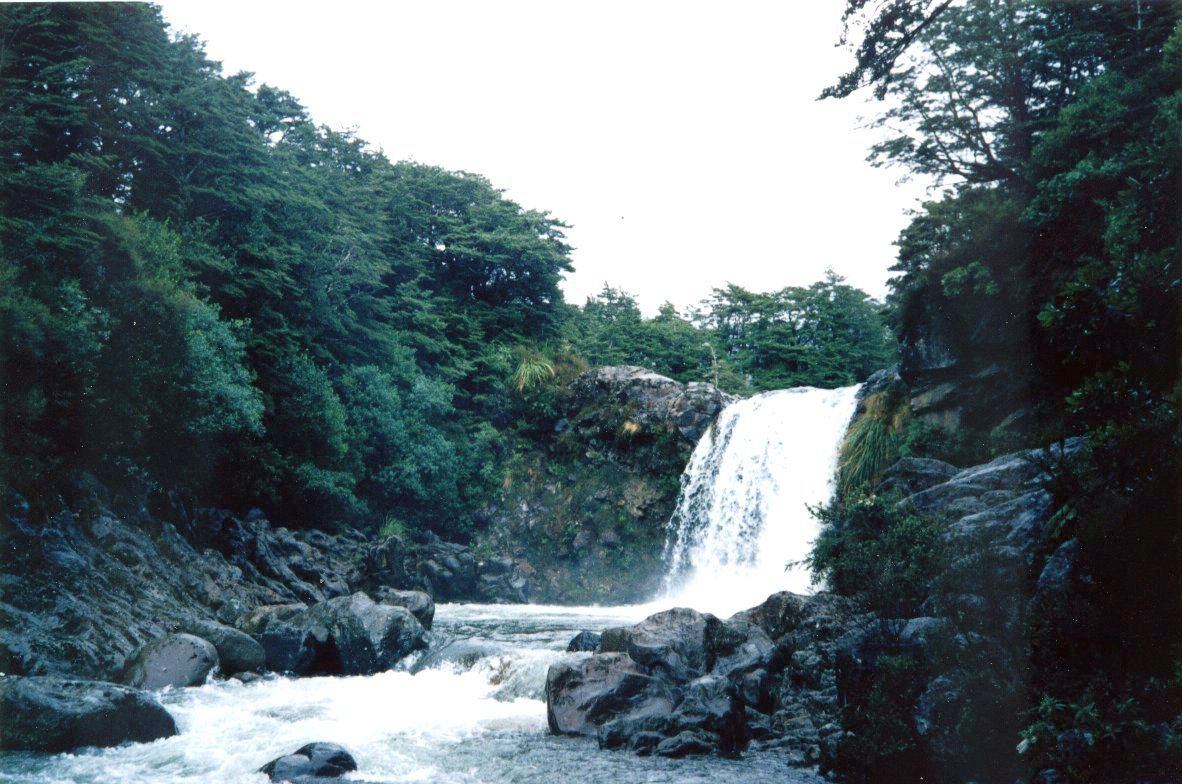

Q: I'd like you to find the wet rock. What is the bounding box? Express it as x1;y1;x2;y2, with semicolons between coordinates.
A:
181;619;265;675
655;730;717;758
546;653;676;737
625;607;712;682
475;555;531;604
236;603;309;673
260;742;357;781
567;631;602;652
373;587;435;629
121;633;219;690
0;676;177;752
877;457;959;496
240;594;425;676
293;593;426;676
707;619;773;678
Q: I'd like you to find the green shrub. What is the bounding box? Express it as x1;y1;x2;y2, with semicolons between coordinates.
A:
836;654;932;783
808;493;945;617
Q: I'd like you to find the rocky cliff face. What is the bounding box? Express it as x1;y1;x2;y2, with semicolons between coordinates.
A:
479;367;734;603
0;365;725;677
0;481;523;680
543;439;1095;780
830;438;1090;782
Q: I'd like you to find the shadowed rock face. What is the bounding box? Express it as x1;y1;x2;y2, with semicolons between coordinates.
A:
0;676;177;752
481;367;735;604
828;438;1089;783
0;478;527;680
548;596;868;760
236;592;425;676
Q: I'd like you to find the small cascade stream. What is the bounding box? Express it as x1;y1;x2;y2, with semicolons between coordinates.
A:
0;385;856;783
661;385;861;616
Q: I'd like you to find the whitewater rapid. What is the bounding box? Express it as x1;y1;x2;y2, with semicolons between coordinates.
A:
0;604;823;784
661;385;860;616
0;385;857;783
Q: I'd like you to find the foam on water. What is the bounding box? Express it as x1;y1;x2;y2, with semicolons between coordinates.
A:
6;604;824;784
660;385;861;617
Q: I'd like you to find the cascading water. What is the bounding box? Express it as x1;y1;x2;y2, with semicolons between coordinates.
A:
1;388;855;784
661;385;861;616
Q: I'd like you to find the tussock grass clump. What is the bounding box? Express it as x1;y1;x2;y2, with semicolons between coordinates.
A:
838;391;908;496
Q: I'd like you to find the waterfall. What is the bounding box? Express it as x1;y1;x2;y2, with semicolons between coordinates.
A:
660;384;861;616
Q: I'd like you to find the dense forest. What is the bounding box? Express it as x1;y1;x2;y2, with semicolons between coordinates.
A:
0;4;891;539
809;1;1181;782
2;2;1179;782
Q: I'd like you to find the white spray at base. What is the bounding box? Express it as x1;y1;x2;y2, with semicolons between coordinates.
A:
660;385;861;617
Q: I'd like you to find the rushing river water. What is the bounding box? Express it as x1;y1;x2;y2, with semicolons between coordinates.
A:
0;603;825;784
1;385;858;783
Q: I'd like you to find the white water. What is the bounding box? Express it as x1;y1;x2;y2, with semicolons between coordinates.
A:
0;385;856;783
661;385;861;617
1;604;822;784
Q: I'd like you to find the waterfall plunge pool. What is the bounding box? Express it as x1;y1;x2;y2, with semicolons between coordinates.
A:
1;384;861;783
0;603;826;784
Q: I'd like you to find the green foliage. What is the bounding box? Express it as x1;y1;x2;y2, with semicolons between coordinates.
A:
808;493;945;617
566;272;895;395
828;2;1182;781
838;390;909;495
0;3;573;534
835;653;931;784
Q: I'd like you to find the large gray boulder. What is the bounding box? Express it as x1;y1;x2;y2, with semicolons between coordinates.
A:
546;653;676;737
239;593;425;676
624;607;713;682
0;676;177;752
564;366;735;444
121;633;219;690
181;619;265;675
372;587;434;630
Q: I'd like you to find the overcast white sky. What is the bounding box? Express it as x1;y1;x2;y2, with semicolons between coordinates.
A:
158;0;929;315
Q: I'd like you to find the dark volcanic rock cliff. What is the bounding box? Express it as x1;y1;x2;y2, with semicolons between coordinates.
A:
479;366;733;603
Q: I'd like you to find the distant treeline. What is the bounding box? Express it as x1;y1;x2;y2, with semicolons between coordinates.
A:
0;4;891;537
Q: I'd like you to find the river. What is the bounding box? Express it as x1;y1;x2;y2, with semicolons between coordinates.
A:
0;603;826;783
0;386;858;783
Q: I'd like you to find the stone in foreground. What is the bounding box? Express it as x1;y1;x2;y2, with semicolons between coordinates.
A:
260;742;357;781
0;676;177;752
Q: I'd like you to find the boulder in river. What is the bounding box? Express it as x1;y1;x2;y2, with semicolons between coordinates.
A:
121;633;219;690
566;631;602;652
260;742;357;781
240;593;426;676
0;676;177;752
181;619;265;675
546;653;676;737
372;587;435;629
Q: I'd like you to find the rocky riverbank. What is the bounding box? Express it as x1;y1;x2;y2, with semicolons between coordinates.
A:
544;437;1106;781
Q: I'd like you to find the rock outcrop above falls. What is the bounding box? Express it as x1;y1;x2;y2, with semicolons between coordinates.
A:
564;366;736;445
482;367;734;603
